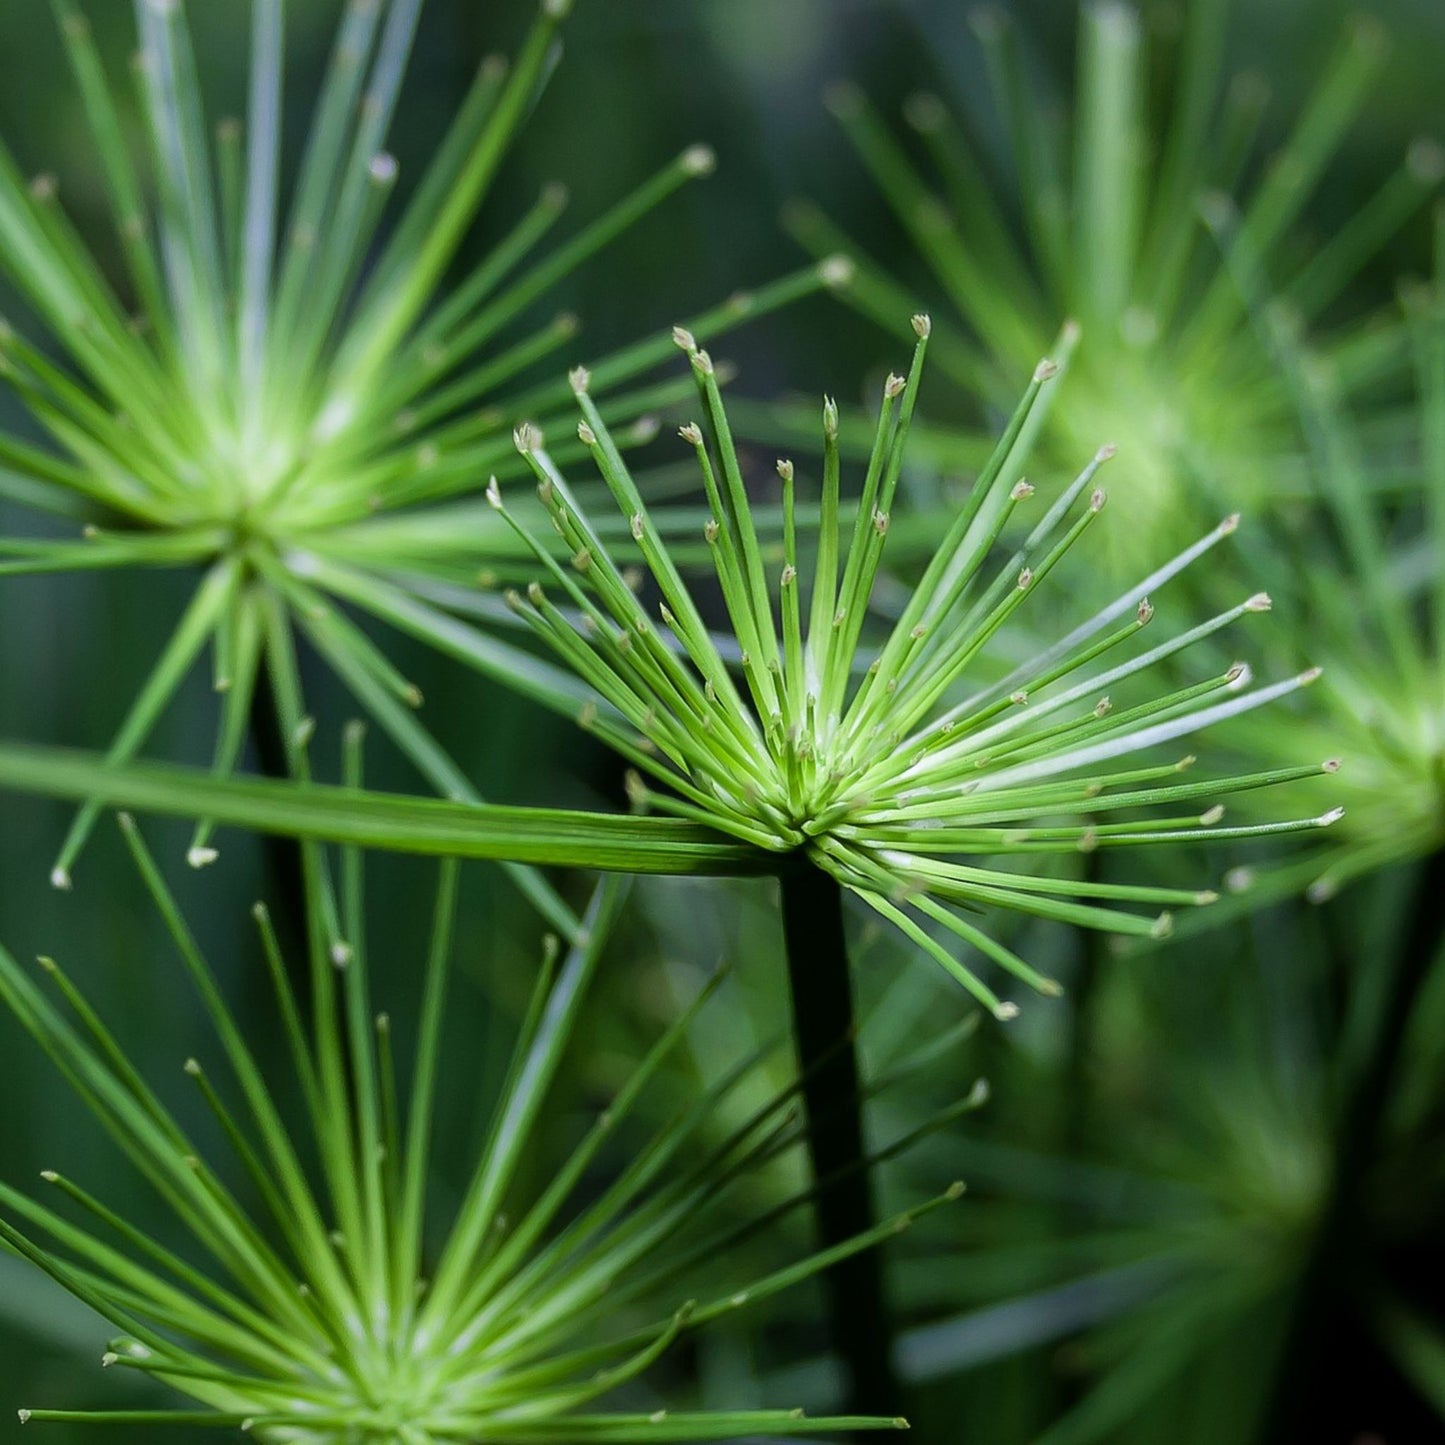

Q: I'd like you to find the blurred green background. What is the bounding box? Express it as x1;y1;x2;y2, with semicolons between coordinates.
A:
2;2;1444;1443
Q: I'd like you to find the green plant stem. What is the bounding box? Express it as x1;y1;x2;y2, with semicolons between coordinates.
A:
778;861;901;1421
1262;845;1445;1440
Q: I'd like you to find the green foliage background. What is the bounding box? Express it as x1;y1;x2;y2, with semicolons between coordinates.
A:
1;1;1443;1442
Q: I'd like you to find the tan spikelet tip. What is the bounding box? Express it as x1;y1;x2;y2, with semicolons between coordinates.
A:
912;312;932;338
681;143;716;175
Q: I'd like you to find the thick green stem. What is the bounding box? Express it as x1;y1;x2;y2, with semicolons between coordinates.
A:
778;862;902;1420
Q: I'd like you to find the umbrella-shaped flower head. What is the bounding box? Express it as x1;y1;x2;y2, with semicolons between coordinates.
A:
485;318;1341;1018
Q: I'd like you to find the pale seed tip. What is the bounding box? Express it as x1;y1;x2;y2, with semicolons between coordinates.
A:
1137;598;1155;624
569;364;591;395
1033;358;1060;383
1151;912;1175;939
911;312;932;338
945;1180;966;1201
18;1410;30;1425
1322;757;1342;773
1196;890;1220;905
50;867;71;891
1220;512;1242;534
1318;806;1345;826
819;254;856;288
1299;665;1324;685
680;143;716;175
671;325;698;353
1200;804;1225;825
1406;136;1445;182
1010;479;1034;500
1245;592;1272;612
884;372;907;399
994;1001;1020;1021
187;846;219;870
368;152;399;185
513;422;541;454
1089;487;1107;511
678;421;703;446
1095;442;1117;461
39;1170;58;1183
486;477;503;508
776;458;795;482
1225;866;1256;893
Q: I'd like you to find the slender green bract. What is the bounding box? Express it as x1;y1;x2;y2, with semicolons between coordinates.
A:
0;813;950;1439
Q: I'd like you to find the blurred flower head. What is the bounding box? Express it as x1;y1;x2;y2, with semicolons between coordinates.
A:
790;3;1439;564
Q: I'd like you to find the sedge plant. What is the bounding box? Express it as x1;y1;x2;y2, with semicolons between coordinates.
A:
775;1;1438;565
0;782;975;1439
473;317;1338;1411
0;0;838;925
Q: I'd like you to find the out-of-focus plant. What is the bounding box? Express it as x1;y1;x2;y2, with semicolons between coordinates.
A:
0;790;964;1438
777;1;1439;559
0;0;835;917
1202;217;1445;911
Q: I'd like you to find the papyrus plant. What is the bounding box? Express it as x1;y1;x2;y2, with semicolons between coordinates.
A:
0;0;833;913
0;802;965;1438
780;2;1437;556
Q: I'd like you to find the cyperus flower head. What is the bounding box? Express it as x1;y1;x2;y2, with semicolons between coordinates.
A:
486;318;1341;1018
0;813;942;1439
